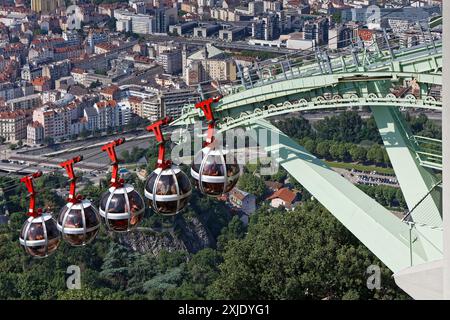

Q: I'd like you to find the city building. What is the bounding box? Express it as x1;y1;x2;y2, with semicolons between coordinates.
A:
169;22;198;36
153;7;177;34
31;0;61;14
142;89;199;121
142;98;160;121
266;187;299;210
71;68;87;85
193;24;221;38
100;85;121;101
159;49;182;75
31;76;51;92
304;17;329;46
252;13;280;41
0;111;26;143
42;59;71;87
26;121;44;145
285;32;315;50
184;44;237;85
94;42;119;54
21;64;43;82
54;45;85;61
131;14;155;34
328;25;353;50
62;31;81;46
229;188;257;215
219;27;247;41
0;82;33;101
32;103;72;141
127;96;144;117
7;94;42;111
129;0;146;14
83;100;131;131
160;89;199;119
87;30;108;48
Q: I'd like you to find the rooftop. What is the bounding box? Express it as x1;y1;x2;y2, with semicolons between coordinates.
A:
100;85;120;95
32;76;50;86
188;44;224;60
266;187;297;205
96;100;117;108
230;188;251;201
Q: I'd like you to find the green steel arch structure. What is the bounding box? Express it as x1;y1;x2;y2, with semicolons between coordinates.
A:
172;24;443;298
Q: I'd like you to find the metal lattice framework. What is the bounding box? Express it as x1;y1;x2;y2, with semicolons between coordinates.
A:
171;23;443;298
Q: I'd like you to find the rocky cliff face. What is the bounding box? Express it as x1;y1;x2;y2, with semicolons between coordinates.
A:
118;214;215;256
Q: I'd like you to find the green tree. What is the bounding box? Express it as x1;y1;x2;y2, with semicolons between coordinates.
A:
360;116;382;144
315;141;331;159
367;144;385;164
349;146;367;162
237;173;267;199
302;138;316;153
314;112;363;143
57;287;115;300
100;243;134;289
208;202;408;300
274;117;314;140
329;142;348;161
217;216;246;251
167;248;222;299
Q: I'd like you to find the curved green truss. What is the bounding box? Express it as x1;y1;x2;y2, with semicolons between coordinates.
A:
170;41;443;276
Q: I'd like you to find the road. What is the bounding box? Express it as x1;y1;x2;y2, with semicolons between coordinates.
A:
117;65;164;86
143;34;293;55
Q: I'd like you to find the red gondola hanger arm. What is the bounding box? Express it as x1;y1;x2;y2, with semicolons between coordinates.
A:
101;138;125;188
194;95;222;145
20;171;42;218
59;156;83;203
146;116;172;169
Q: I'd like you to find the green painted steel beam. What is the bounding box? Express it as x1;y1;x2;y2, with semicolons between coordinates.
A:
247;119;442;273
372;106;442;230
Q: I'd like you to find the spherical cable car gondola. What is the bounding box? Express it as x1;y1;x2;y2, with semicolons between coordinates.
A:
144;117;192;215
99;138;145;232
19;171;61;258
190;96;240;196
57;156;101;246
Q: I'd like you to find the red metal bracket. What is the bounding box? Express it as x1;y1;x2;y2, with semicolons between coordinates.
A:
20;171;42;218
59;156;83;203
101;138;125;188
146;116;172;169
194;95;222;145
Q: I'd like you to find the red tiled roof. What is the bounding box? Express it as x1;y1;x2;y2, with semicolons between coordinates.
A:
32;76;50;86
96;100;117;108
266;187;297;205
71;68;86;74
54;45;83;53
0;110;25;119
358;29;374;42
128;96;143;103
100;85;119;95
95;43;117;51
